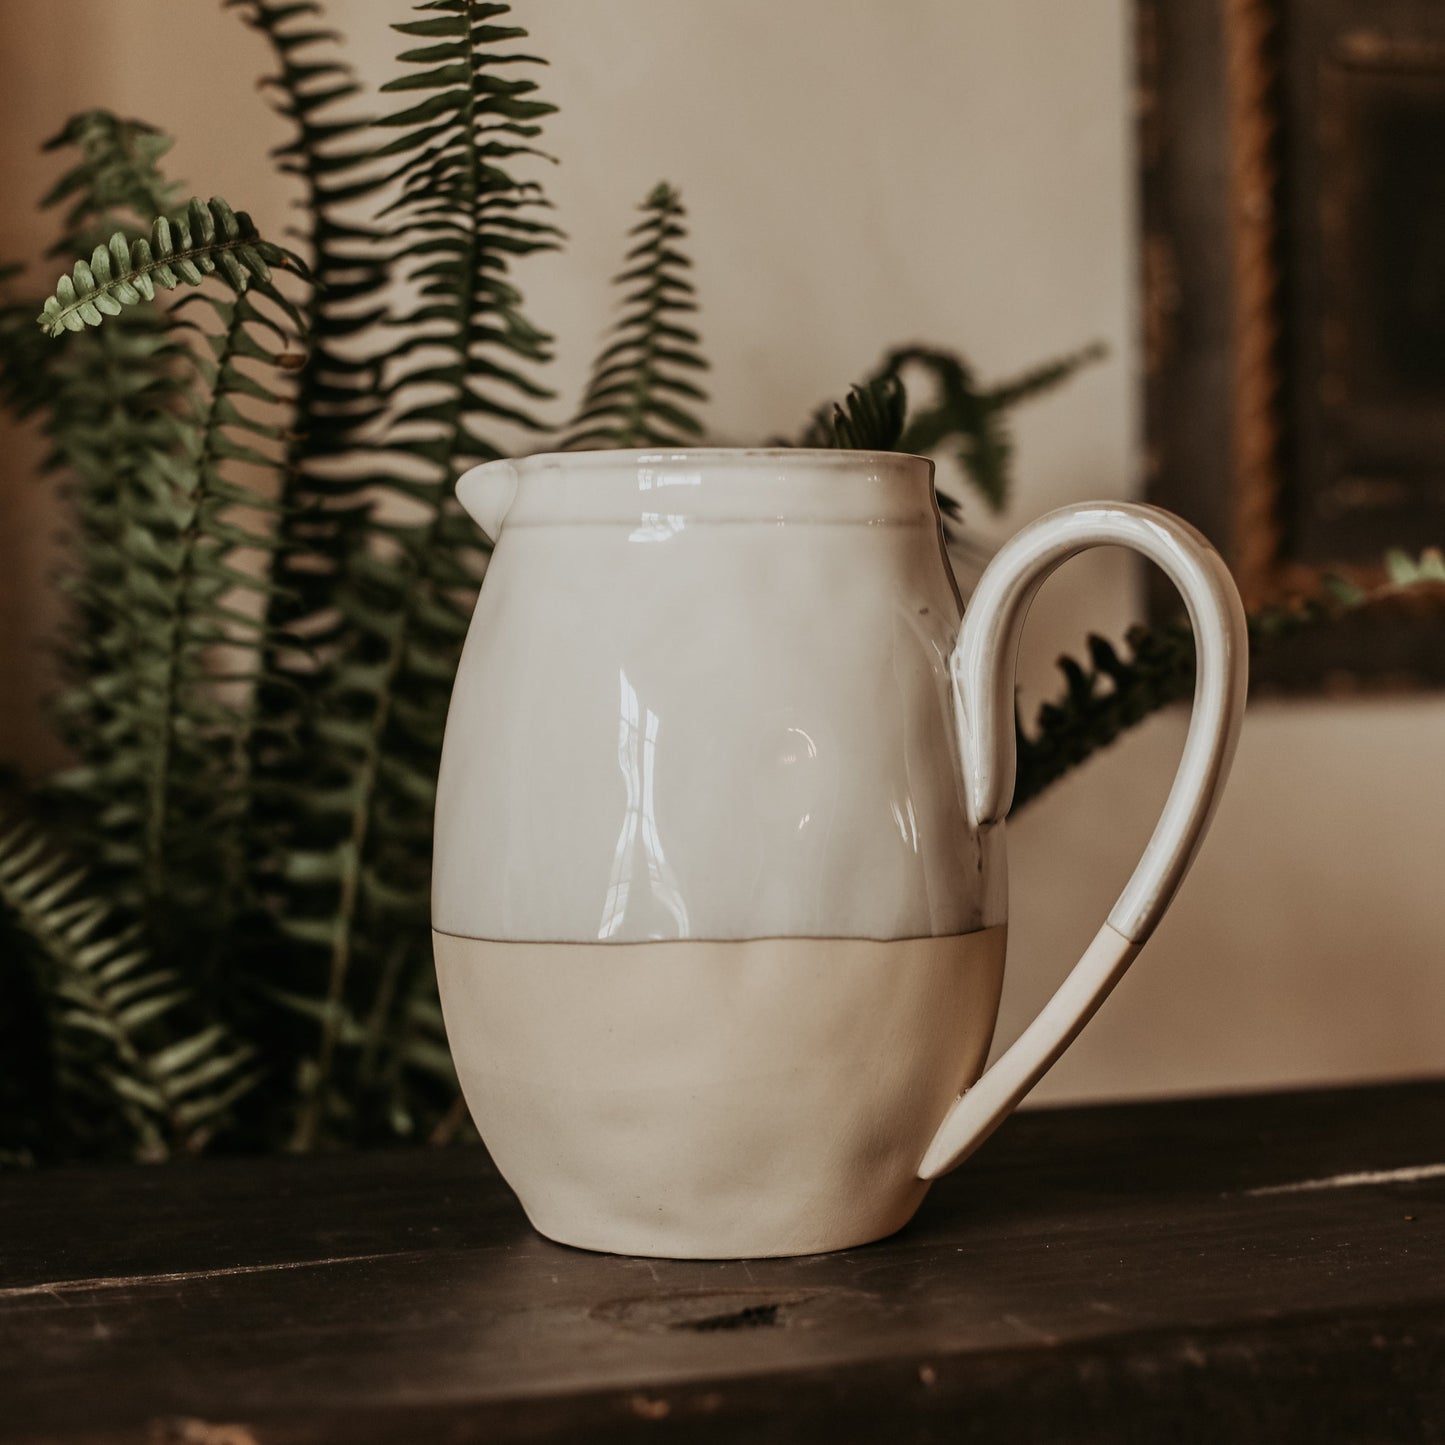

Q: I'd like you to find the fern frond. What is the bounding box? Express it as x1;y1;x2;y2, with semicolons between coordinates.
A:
272;0;561;1150
228;0;388;481
346;962;463;1143
24;118;204;797
561;181;708;449
792;343;1105;523
1;109;186;418
225;3;397;995
798;375;906;451
1014;557;1445;809
1014;620;1196;810
891;343;1105;514
0;818;259;1158
43;274;303;970
32;164;309;941
37;198;302;337
41;111;184;258
40;320;198;755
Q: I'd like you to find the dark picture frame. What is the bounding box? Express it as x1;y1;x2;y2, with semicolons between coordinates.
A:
1138;0;1445;691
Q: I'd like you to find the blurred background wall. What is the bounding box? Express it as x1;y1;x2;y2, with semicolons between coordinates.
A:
1;0;1440;1101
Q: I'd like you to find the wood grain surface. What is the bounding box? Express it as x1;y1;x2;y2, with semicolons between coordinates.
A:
2;1081;1442;1443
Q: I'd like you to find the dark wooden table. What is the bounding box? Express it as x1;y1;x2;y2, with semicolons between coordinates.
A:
2;1081;1443;1444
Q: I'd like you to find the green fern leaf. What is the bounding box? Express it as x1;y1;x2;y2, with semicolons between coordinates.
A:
1014;556;1445;809
37;198;303;337
798;375;906;451
791;343;1106;524
225;6;399;1005
273;0;561;1151
26;117;214;887
44;280;304;979
561;181;709;449
227;0;389;533
9;108;337;1158
891;343;1105;513
41;111;184;258
0;818;258;1158
2;110;188;419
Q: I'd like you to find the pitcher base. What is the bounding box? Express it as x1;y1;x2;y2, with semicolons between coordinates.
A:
433;927;1006;1258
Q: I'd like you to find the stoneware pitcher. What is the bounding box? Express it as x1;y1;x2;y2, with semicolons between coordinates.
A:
432;448;1248;1259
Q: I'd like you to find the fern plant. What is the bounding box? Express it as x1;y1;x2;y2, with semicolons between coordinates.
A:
226;0;390;823
38;199;290;336
270;0;567;1151
800;376;907;451
561;182;708;449
0;819;257;1162
5;0;1394;1166
1014;554;1445;808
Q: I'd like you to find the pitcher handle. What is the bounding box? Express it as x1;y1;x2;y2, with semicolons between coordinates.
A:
917;502;1248;1179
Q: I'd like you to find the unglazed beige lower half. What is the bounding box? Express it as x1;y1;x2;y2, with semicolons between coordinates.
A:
433;927;1006;1258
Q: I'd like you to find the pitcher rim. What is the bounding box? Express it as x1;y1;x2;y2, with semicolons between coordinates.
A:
503;446;934;473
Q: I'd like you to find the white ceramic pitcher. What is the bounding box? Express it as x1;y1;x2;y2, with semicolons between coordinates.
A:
432;448;1247;1258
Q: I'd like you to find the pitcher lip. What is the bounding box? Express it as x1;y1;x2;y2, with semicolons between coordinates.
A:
506;446;933;472
482;446;941;529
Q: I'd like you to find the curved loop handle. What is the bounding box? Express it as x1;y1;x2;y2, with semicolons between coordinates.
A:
918;502;1248;1180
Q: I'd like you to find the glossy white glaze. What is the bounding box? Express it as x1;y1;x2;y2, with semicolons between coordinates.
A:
433;449;1249;1255
436;450;1002;943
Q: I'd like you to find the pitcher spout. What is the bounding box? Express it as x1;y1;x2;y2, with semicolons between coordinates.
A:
457;459;519;543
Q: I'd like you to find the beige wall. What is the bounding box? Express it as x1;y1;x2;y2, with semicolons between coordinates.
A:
2;1;1441;1099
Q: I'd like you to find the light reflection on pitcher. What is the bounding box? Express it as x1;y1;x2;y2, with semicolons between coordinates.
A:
598;669;690;941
